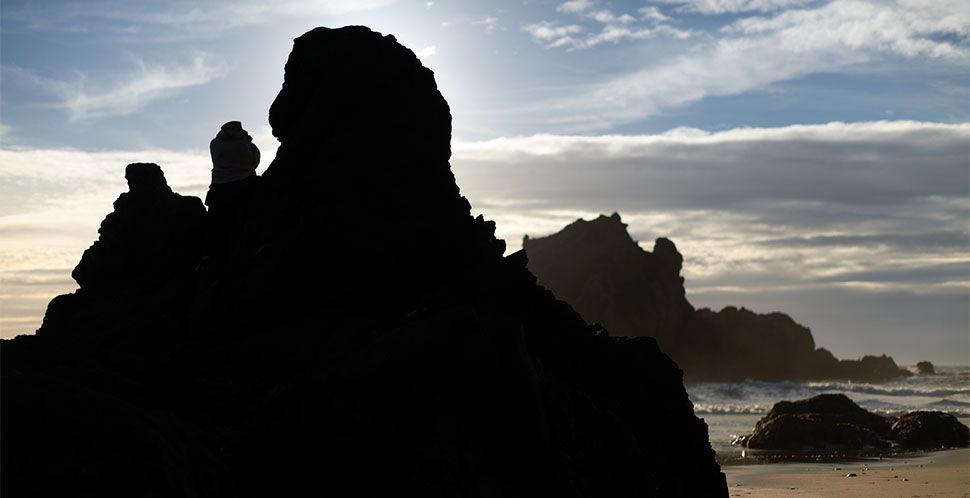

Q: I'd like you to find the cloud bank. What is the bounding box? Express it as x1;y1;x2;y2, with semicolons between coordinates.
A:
452;120;969;362
1;120;967;362
453;120;968;291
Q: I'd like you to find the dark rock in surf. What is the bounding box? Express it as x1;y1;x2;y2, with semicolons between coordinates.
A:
914;361;936;375
734;394;892;450
891;411;970;448
734;394;969;450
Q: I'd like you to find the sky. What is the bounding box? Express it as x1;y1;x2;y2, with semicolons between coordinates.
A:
1;0;968;365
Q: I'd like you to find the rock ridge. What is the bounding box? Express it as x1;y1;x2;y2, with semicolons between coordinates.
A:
523;213;914;382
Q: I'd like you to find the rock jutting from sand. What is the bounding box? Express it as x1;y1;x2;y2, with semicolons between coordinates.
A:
522;213;914;382
1;26;728;497
733;393;970;450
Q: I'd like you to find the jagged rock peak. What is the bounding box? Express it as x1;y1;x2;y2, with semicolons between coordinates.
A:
528;213;630;253
525;212;683;270
124;162;172;196
267;26;451;171
653;237;683;272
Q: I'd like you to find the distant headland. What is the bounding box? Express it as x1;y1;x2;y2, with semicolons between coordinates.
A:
523;212;924;383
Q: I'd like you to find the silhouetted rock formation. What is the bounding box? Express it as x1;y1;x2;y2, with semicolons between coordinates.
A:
523;213;913;382
914;360;936;374
38;162;207;347
2;27;726;497
733;394;969;450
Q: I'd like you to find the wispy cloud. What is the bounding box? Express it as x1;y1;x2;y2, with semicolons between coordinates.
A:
7;0;397;36
536;0;969;128
522;22;584;43
557;0;595;14
638;6;673;23
9;54;225;121
473;16;504;33
416;45;438;58
654;0;812;15
0;123;13;141
526;1;689;50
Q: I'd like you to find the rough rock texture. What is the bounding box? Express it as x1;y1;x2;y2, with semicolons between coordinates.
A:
892;411;970;448
2;27;726;497
522;213;913;382
734;394;969;450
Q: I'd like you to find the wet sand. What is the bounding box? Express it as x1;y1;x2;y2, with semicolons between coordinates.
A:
724;448;969;497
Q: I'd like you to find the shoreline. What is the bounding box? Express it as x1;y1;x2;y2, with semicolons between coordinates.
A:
722;447;969;497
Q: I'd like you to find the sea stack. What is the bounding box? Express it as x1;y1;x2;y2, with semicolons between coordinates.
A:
1;27;727;497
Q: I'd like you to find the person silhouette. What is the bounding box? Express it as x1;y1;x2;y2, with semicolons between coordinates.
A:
205;121;260;259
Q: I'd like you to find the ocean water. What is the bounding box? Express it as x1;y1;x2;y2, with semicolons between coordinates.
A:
685;365;970;463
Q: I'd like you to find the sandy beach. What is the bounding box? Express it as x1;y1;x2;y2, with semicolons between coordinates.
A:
724;448;969;497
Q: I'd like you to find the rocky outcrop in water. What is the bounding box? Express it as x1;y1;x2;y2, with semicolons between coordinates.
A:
733;394;969;450
1;27;726;497
523;213;913;382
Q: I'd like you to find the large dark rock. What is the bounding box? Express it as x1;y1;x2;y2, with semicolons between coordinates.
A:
734;394;969;450
914;360;936;374
522;213;913;383
71;162;206;293
2;27;726;497
37;162;206;348
892;411;970;448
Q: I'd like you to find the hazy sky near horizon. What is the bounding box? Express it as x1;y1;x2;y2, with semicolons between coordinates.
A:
1;0;968;365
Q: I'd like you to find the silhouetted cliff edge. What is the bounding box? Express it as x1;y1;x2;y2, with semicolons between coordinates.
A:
522;213;913;383
1;27;726;497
